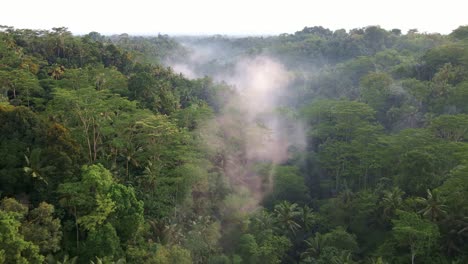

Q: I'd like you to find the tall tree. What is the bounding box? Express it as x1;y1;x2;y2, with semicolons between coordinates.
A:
390;211;439;264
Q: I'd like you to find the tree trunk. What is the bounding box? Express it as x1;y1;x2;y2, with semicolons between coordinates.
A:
74;206;79;252
126;158;129;180
78;114;93;163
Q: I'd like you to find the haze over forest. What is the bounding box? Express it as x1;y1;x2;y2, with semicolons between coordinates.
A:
1;17;468;264
3;0;467;35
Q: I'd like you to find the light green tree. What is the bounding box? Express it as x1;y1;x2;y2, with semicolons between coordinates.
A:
0;210;44;264
391;210;439;264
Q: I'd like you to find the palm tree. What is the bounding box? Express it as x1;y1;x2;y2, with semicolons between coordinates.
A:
90;257;126;264
339;187;354;204
49;64;65;80
274;201;301;235
148;216;185;245
139;161;159;192
24;148;54;184
251;209;275;232
164;223;185;245
120;144;142;181
301;232;324;259
368;257;389;264
380;187;404;219
148;218;166;242
440;215;468;256
457;217;468;235
330;250;355;264
51;255;78;264
90;257;103;264
416;189;447;222
300;205;315;231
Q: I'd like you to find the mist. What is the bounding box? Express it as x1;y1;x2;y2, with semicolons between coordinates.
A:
2;22;467;263
167;43;307;209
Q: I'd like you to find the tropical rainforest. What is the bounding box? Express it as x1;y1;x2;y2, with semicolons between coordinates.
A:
1;24;468;264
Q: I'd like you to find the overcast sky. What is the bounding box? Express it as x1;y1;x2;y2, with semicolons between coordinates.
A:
2;0;467;35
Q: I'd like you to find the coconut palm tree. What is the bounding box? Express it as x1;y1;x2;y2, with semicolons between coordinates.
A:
251;209;275;232
300;205;315;231
49;64;65;80
301;232;324;259
330;250;355;264
380;187;404;219
273;201;301;235
440;215;468;256
24;148;54;184
416;189;447;222
368;257;389;264
120;144;142;181
339;187;354;204
90;257;125;264
52;255;77;264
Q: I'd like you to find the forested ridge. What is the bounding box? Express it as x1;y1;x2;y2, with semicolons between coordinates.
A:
1;25;468;264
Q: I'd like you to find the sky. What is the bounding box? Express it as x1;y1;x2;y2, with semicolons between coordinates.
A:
2;0;467;35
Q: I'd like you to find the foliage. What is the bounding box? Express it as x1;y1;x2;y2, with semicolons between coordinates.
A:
0;204;44;263
1;24;468;263
387;210;440;264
